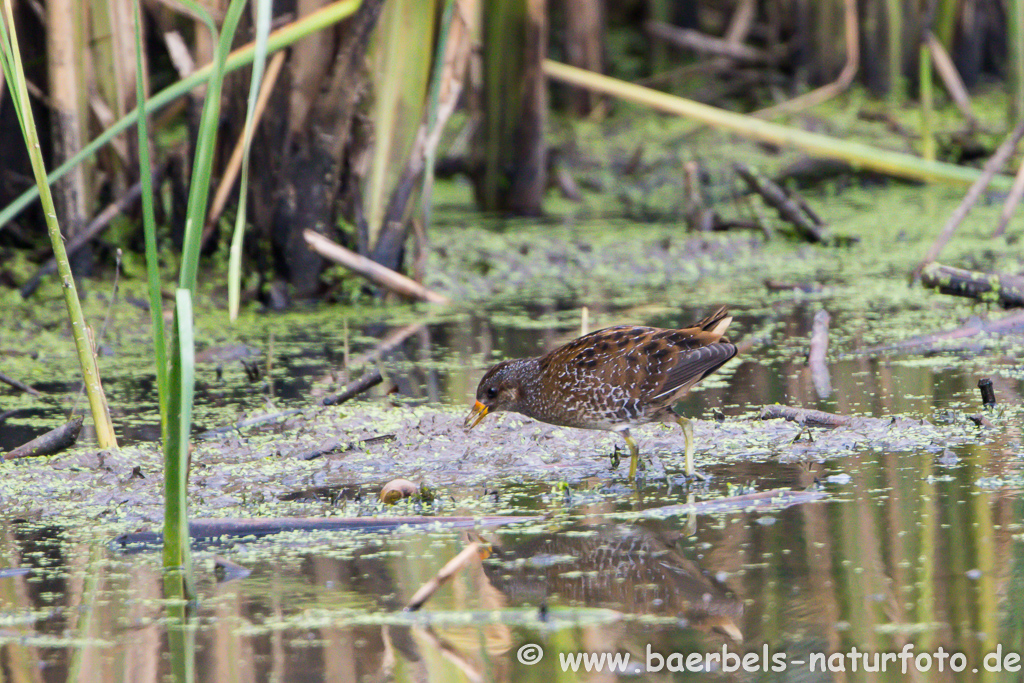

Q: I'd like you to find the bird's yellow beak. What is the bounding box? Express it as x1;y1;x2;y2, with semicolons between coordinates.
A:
465;401;489;429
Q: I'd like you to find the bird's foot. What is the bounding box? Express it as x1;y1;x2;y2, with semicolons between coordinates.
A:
609;445;621;470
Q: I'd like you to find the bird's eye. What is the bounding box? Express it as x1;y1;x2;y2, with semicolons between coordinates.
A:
486;387;498;400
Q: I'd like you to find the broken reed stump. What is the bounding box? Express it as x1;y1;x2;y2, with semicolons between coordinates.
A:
733;163;829;242
807;309;832;399
977;378;996;408
921;263;1024;308
759;405;852;429
4;416;83;460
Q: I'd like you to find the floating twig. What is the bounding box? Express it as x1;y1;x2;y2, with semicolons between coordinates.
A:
921;263;1024;308
4;416;83;460
322;369;383;406
0;371;40;396
759;405;852;429
303;230;450;304
405;542;483;612
913;120;1024;280
807;309;832;399
734;163;828;242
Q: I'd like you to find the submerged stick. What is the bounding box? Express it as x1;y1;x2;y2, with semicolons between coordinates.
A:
913;120;1024;280
4;416;83;460
0;371;40;396
807;310;832;399
113;516;532;549
322;369;383;406
405;542;482;612
921;263;1024;308
759;405;852;429
303;230;450;304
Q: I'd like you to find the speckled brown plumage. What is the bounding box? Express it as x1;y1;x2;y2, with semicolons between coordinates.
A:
466;306;737;479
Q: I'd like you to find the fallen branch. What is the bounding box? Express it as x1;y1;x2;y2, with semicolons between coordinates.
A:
759;405;852;429
4;416;83;460
196;408;304;439
405;542;482;611
293;434;394;461
807;310;832;399
734;163;828;242
921;263;1024;308
322;369;383;406
351;322;427;366
913;120;1024;280
645;21;775;64
0;371;40;396
303;230;450;304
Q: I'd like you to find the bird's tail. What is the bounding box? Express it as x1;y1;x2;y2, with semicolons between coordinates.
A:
692;305;732;340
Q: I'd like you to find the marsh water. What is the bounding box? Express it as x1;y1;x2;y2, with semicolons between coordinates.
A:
1;180;1024;682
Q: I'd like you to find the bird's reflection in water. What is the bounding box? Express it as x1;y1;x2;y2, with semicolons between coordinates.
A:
483;519;743;641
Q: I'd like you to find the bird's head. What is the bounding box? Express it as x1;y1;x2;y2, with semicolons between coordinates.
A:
464;360;525;428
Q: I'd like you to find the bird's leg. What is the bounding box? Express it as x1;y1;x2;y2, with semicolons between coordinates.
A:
622;430;641;480
675;416;706;480
610;444;621;470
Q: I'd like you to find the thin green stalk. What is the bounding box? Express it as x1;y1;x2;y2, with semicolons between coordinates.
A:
1009;0;1024;122
886;0;903;109
0;0;118;449
420;0;456;238
542;59;1012;190
0;0;363;230
134;0;167;441
178;0;245;294
163;289;195;575
920;40;935;162
228;0;272;321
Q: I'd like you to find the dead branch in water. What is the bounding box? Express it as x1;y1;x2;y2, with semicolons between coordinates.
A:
4;416;83;460
921;263;1024;308
322;369;383;406
993;155;1024;238
734;163;828;242
0;371;40;396
854;309;1024;355
759;405;852;429
645;21;777;64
